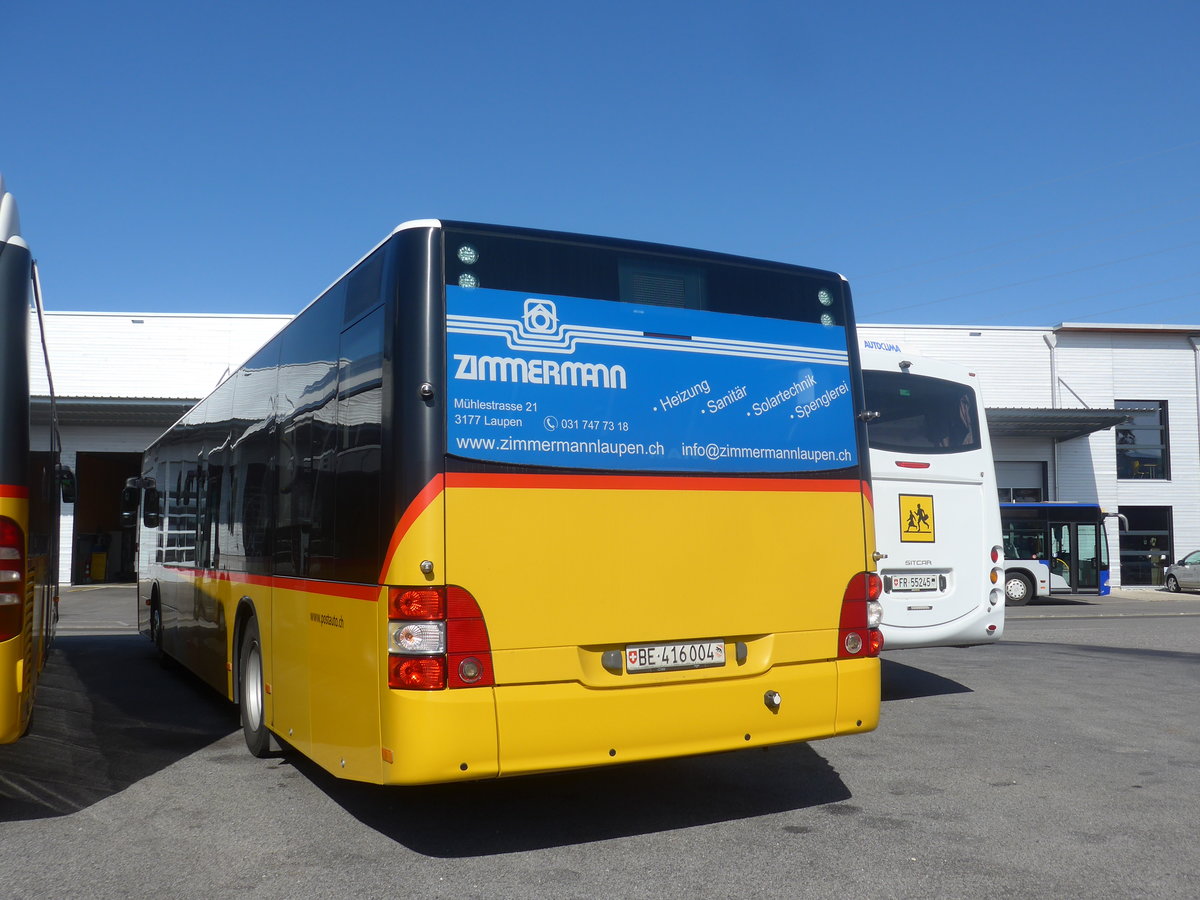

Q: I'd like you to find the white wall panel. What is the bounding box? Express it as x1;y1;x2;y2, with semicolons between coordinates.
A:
27;310;291;399
859;325;1053;407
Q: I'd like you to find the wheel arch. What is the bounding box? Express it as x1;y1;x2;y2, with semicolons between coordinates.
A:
1005;564;1042;591
231;595;259;705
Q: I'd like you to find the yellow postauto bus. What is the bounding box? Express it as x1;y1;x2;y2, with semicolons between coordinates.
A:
129;221;883;784
1;176;68;744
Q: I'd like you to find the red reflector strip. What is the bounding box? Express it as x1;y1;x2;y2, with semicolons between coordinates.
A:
895;461;931;469
446;586;494;688
447;618;490;653
446;585;485;618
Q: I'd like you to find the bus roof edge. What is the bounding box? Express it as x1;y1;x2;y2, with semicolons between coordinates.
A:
0;179;23;245
391;219;443;235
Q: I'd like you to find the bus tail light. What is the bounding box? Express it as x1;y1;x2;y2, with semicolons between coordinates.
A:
388;588;444;619
839;572;884;658
388;621;446;654
388;656;446;691
989;545;1005;603
0;516;25;642
387;585;495;690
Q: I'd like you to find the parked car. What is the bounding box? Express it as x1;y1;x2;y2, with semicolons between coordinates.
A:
1164;551;1200;592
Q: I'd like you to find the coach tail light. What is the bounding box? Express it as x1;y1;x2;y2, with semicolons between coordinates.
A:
387;586;495;691
0;517;26;642
988;544;1005;605
839;572;884;658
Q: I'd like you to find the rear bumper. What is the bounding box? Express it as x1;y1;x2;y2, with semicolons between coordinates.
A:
375;656;879;785
880;601;1004;649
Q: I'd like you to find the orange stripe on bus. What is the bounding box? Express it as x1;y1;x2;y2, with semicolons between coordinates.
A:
445;471;868;494
376;474;447;585
171;568;379;602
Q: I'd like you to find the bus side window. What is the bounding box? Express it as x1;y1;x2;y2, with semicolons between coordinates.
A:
335;306;385;584
275;293;340;579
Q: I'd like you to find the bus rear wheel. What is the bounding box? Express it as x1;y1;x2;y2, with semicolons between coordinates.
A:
1004;572;1034;606
149;595;169;667
239;617;271;758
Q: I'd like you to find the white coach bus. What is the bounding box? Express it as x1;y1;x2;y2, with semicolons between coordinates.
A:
860;339;1005;649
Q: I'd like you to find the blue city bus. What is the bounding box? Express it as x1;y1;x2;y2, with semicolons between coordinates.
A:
1000;502;1112;605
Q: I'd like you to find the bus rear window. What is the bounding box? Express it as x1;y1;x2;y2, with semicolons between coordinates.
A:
864;370;981;454
442;229;860;475
442;226;846;326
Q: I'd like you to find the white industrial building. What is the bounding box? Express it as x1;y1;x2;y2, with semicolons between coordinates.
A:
28;311;1200;589
859;323;1200;587
28;311;291;584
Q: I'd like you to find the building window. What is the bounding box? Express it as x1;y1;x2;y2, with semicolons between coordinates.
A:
1115;400;1169;479
998;487;1045;502
1118;506;1173;586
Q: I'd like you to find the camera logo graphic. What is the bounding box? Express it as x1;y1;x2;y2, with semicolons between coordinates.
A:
522;299;558;336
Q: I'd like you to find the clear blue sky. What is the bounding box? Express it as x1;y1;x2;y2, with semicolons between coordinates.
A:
5;0;1199;327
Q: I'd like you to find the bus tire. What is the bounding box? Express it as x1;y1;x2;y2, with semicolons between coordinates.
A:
239;617;271;758
1165;574;1180;593
1004;572;1034;606
149;593;168;667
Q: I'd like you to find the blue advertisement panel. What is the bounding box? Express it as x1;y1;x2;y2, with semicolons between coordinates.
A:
445;286;858;473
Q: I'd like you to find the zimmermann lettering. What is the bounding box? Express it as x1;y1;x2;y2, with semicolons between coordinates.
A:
454;354;627;389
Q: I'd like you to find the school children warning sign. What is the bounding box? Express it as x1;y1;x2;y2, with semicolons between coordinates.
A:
899;494;935;542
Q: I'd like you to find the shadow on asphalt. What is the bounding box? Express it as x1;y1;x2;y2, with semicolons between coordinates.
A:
297;738;853;857
880;657;972;701
1017;596;1095;607
4;633;902;847
0;635;238;821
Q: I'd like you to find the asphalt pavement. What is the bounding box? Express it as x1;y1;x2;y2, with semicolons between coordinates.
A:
5;579;1198;899
53;581;1195;638
56;583;141;636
